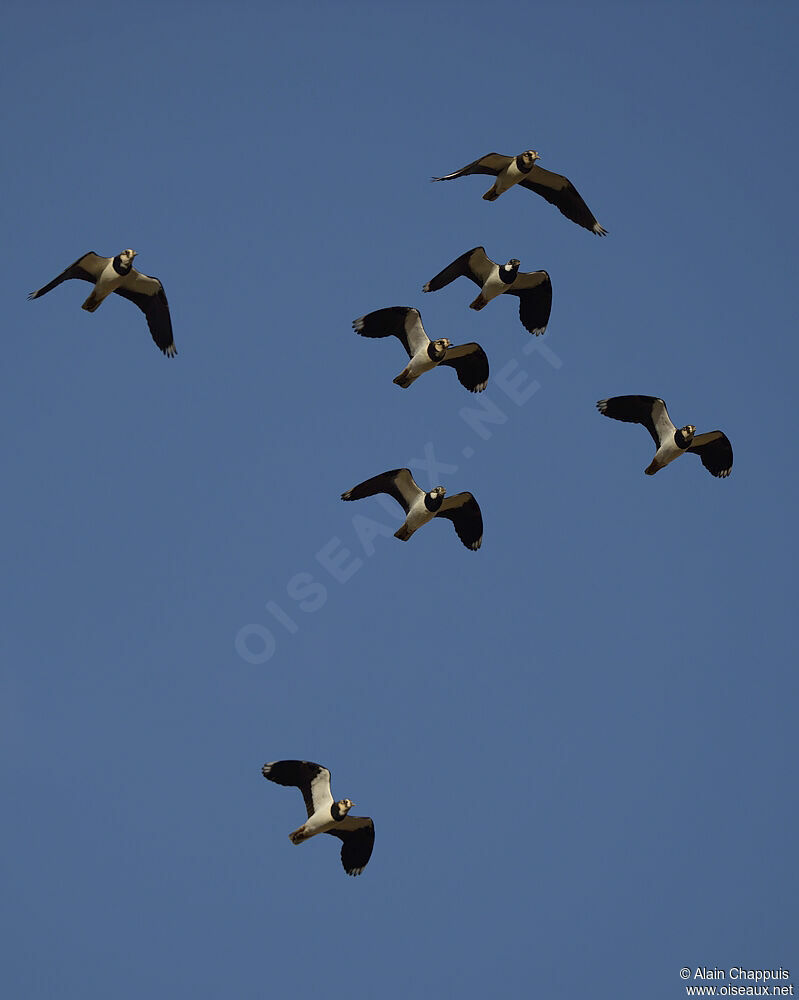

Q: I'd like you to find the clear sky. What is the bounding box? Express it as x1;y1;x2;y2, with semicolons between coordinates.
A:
2;2;797;998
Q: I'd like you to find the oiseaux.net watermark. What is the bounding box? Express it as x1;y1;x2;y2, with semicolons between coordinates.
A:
680;967;793;996
234;338;563;665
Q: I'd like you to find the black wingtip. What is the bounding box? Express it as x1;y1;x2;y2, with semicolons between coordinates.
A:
27;291;37;301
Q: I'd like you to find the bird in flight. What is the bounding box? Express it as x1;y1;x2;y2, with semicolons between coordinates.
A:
432;149;607;236
28;249;176;357
262;760;375;876
597;395;733;477
353;306;489;392
342;468;483;550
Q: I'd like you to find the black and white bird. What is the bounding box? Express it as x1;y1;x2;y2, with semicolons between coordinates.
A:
432;149;607;236
353;306;489;392
423;247;552;336
342;468;483;550
262;760;375;877
597;396;733;478
28;249;176;357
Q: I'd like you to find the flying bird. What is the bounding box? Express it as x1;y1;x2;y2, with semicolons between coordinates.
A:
353;306;489;392
28;249;176;357
342;467;483;550
432;149;607;236
262;760;375;876
423;247;551;336
597;395;733;477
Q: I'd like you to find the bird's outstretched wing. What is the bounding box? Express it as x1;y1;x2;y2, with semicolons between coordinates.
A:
423;247;494;293
353;307;429;359
687;431;733;478
440;343;489;392
114;270;177;357
437;492;483;550
341;468;423;514
431;152;513;182
596;396;675;449
326;817;375;876
506;271;552;335
262;760;334;820
520;165;607;235
28;252;108;299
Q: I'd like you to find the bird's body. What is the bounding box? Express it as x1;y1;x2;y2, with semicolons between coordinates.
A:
394;340;448;387
432;149;607;236
262;760;375;876
423;247;551;336
342;467;483;550
28;249;177;357
472;262;518;309
397;485;444;540
353;306;489;392
597;395;733;478
480;151;537;202
81;254;135;312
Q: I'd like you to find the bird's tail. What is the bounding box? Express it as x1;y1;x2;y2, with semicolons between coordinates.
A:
469;294;487;311
393;369;413;389
81;292;102;313
482;187;500;202
394;524;412;541
645;460;661;476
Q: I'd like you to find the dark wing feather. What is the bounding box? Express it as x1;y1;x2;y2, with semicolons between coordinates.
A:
114;271;176;356
423;247;494;293
437;492;483;550
520;165;607;235
262;760;333;819
596;396;673;449
341;468;422;513
431;152;513;181
687;431;733;478
352;307;428;358
326;818;375;876
439;343;489;392
506;271;552;335
28;252;108;299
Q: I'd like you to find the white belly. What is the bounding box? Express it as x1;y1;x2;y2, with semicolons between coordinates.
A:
304;809;335;838
494;161;524;196
404;497;437;537
94;261;124;302
653;439;685;469
481;269;510;303
406;351;438;380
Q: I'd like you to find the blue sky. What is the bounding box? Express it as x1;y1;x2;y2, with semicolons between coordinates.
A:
2;2;797;998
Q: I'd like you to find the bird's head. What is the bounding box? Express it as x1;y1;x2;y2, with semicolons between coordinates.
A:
336;798;354;815
431;338;451;359
424;486;446;512
120;249;137;264
521;150;540;166
504;259;521;277
677;425;696;447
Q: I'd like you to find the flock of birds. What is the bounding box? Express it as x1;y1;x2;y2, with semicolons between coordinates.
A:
27;148;734;876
